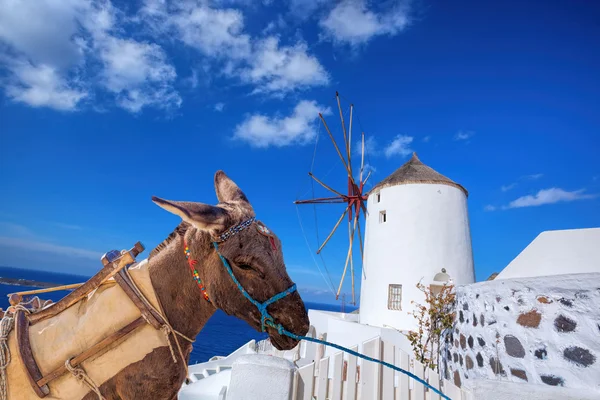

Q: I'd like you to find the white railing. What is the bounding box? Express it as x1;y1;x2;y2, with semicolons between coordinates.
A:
291;336;469;400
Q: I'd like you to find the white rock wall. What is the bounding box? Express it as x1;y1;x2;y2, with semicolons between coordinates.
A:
443;273;600;393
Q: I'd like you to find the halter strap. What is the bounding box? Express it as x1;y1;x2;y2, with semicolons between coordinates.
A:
213;242;297;332
214;217;256;242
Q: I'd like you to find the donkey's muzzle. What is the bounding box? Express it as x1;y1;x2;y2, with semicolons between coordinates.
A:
265;292;310;350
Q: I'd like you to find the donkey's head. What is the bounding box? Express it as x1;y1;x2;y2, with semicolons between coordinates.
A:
151;170;309;350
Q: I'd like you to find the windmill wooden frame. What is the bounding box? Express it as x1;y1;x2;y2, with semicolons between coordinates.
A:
294;92;370;305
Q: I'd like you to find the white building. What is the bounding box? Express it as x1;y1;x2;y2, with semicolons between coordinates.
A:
359;152;476;332
494;227;600;280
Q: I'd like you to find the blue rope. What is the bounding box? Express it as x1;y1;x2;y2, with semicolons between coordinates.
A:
213;242;297;332
213;241;451;400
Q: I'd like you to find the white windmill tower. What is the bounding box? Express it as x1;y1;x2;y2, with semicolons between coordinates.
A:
359;152;475;331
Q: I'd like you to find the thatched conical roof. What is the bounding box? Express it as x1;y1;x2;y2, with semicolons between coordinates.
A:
368;153;468;196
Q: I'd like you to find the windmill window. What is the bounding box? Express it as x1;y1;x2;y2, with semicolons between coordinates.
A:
388;284;402;310
376;193;381;203
379;210;387;223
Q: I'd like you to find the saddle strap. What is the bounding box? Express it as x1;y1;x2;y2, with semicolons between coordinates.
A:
15;311;49;398
113;269;166;330
28;251;137;325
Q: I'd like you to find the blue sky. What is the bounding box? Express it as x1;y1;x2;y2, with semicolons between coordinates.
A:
1;0;599;305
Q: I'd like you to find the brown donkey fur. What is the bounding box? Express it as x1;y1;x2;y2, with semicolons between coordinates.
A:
80;170;310;400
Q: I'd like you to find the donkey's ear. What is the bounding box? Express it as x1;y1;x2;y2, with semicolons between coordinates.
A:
214;170;251;205
152;196;229;231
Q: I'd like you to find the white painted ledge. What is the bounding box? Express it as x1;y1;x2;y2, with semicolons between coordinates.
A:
226;354;297;400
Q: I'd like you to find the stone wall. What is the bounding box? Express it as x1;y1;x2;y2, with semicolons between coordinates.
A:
442;272;600;392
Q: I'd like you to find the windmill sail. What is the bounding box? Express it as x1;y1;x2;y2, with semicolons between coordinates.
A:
294;92;370;305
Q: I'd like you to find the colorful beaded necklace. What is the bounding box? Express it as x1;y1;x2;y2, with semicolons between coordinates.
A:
184;239;211;303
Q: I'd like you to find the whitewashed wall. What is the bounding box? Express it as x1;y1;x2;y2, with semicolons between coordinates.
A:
443;273;600;392
360;183;475;332
495;228;600;280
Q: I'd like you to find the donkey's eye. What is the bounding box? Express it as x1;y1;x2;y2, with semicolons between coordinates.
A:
238;264;253;271
234;260;264;278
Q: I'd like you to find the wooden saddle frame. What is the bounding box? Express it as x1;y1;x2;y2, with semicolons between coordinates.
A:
8;242;173;398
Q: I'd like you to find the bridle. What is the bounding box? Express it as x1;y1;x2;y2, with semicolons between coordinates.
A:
184;217;298;333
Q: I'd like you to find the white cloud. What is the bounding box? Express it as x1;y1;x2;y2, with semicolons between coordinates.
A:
354;134;413;158
100;39;174;92
506;188;597;209
146;1;252;59
0;0;180;112
363;163;376;173
0;0;94;110
99;37;180;112
501;183;517;192
241;37;329;95
384;135;413;158
262;14;287;35
90;3;181;113
0;236;102;260
487;187;596;211
352;161;376;183
350;138;376;181
187;69;199;89
364;136;378;157
1;0;330;111
501;173;543;192
0;0;86;68
319;0;410;46
354;136;378;158
454;130;475;141
233;100;330;148
140;0;329;96
288;0;329;20
214;102;225;112
524;173;544;180
3;61;88;111
361;163;376;181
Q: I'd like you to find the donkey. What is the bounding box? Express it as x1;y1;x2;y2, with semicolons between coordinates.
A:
78;170;310;399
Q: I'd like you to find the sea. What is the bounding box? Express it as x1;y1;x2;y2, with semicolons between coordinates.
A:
0;266;356;365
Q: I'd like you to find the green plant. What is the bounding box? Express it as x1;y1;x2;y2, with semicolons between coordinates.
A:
406;280;456;371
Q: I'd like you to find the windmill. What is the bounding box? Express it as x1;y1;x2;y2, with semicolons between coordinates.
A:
294;92;371;305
